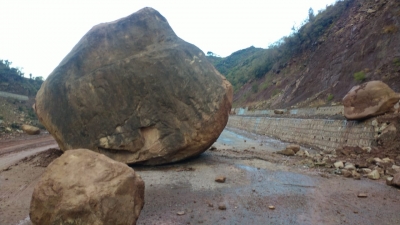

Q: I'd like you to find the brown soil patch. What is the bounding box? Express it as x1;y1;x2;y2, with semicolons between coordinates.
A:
0;148;62;225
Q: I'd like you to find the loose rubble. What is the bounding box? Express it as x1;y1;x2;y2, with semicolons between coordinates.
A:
277;140;400;187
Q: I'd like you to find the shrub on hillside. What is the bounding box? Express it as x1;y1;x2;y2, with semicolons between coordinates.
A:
353;71;366;82
393;58;400;67
382;25;398;34
327;94;334;101
272;89;281;96
252;84;259;93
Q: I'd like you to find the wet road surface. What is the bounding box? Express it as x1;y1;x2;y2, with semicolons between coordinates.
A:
135;129;400;225
1;130;400;225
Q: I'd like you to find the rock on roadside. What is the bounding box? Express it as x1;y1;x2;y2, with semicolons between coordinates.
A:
30;149;145;225
276;148;295;156
215;176;226;183
389;172;400;188
286;144;300;153
21;124;40;135
342;81;400;120
367;169;380;180
34;7;232;165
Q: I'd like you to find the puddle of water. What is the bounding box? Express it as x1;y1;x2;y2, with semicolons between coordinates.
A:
236;164;259;173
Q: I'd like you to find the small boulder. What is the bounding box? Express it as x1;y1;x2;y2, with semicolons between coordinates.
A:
21;124;40;135
355;161;369;168
334;161;344;169
394;101;399;113
392;165;400;172
373;157;383;163
361;168;372;174
218;203;227;210
30;149;145;225
276;148;295;156
215;176;226;183
342;169;352;178
296;149;306;157
274;109;285;114
391;172;400;187
286;144;300;153
386;176;394;186
344;163;356;171
343;81;400;120
367;169;380;180
357;193;368;198
352;171;361;180
385;168;398;176
176;211;185;216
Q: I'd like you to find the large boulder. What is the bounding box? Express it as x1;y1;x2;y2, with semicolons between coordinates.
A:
30;149;145;225
34;7;232;165
343;81;400;120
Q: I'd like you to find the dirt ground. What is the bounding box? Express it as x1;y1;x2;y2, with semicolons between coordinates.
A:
1;130;400;225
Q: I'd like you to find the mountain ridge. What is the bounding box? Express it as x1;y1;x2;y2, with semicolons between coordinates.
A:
208;0;400;109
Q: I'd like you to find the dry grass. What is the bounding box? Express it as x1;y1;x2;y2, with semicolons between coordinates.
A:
382;25;398;34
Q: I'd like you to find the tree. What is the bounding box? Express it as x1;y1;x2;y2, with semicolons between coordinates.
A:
4;60;11;67
206;51;220;57
308;7;315;22
35;76;43;82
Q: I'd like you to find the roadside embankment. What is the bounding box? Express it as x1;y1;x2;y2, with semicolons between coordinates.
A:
227;106;375;151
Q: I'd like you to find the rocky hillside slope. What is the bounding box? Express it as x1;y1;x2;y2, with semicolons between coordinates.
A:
0;60;44;136
209;0;400;109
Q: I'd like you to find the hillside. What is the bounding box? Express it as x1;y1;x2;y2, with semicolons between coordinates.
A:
0;60;43;96
0;60;44;136
208;0;400;109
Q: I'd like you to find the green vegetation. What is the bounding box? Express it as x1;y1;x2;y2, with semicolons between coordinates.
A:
251;84;258;93
0;59;44;96
27;108;37;120
261;80;271;90
272;89;281;96
393;58;400;67
208;46;274;90
10;122;20;129
327;94;334;101
353;71;366;82
207;0;354;92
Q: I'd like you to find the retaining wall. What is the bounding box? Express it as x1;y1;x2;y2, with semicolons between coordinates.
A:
233;105;344;117
227;115;374;151
0;91;28;101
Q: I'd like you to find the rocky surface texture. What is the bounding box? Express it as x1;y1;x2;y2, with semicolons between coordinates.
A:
34;7;232;165
29;149;145;225
343;81;400;120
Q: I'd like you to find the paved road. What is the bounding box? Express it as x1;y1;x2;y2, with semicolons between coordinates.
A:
1;130;400;225
135;129;400;225
0;134;57;170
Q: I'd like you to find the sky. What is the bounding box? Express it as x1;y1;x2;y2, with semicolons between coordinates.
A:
0;0;337;79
